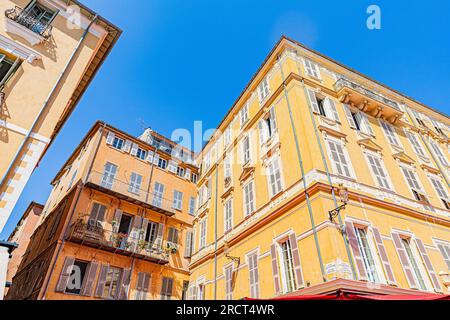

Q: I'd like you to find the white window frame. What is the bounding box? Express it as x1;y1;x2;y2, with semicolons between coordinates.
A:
242;135;251;165
277;238;296;294
172;190;183;210
128;172;143;195
239;102;249;127
266;155;284;198
303;58;321;79
325;136;355;179
188;196;196;215
429;140;449;167
380;120;402;148
135;147;147;160
257;77;270;103
399;164;428;203
224;125;232;149
112;136;125;150
427;174;450;209
199;218;207;249
224;198;233;233
246;249;260;298
405;130;427;158
364;151;394;191
243;179;256;217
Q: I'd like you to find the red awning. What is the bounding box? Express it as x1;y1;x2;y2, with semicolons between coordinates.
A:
245;293;450;301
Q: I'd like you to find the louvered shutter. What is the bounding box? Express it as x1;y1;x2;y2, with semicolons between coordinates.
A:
258;120;268;146
185;168;191;180
94;264;109;298
55;257;75;292
136;272;144;300
142;273;151;299
437;244;450;269
371;228;396;285
141;219;149;241
153;154;160;165
391;233;418;289
130;216;143;251
130;143;139;156
118;269;131;300
289;233;304;289
168;161;177;173
155;223;165;250
269;106;278;131
123;140;132;152
307;89;320;114
270;244;281;295
324;98;340;122
360;112;374;135
81;261;99;296
113;209;123;232
344;222;368;280
146;151;154;163
343;104;357;129
414;238;442;292
184;230;193;258
106;132;115;145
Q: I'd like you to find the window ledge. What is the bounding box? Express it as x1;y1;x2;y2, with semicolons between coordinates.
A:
5;18;45;46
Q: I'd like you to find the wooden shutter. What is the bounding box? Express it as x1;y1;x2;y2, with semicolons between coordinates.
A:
55;257;75;292
270;243;281;295
130;216;143;251
113;209;123;232
142;273;151;297
258;120;268;146
437;244;450;269
344;221;368;280
306;89;320;114
289;233;304;289
118;269;131;300
153;153;160;165
360;112;374;135
146;151;154;163
106;132;115;145
130;143;139;156
414;238;442;292
94;264;109;298
184;230;193;258
141;218;149;240
269;106;277;131
391;233;418;289
371;228;396;285
324;98;340;122
81;261;99;296
155;223;165;249
343;104;357;129
123;140;132;152
136;272;144;299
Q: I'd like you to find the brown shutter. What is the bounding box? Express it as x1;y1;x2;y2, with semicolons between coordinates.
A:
392;233;418;289
155;223;165;249
371;227;396;285
94;264;109;298
414;238;442;292
345;221;368;281
113;209;123;232
118;268;131;300
142;273;151;293
270;243;281;296
81;262;99;296
141;219;149;240
55;257;75;292
289;233;304;289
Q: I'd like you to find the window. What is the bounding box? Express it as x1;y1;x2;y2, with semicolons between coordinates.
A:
429;140;448;167
144;221;158;247
224;199;233;233
327;139;352;178
128;172;142;194
176;166;185;178
197;283;205;300
172;190;183;210
182;281;189;300
157;158;167;170
436;242;450;269
64;260;88;295
401;238;428;291
344;105;373;135
88;203;106;227
18;1;57;35
303;59;321;79
355;227;380;283
242;135;251;165
160;277;173;300
257;78;270;102
112;137;124;150
188;197;196;215
167;227;179;245
199;218;207;249
267;156;283;197
224;155;232;181
101;162;117;189
258;107;278;145
67;169;77;190
152;182;165;207
366;153;391;190
243;180;255;216
135;272;151;300
279;239;296;293
224;266;233;300
239;103;249;127
406;131;426;157
401;167;428;203
428;175;450;210
380;121;401;147
248;253;259;298
136;148;147;160
184;230;194;258
430;118;446;136
307;90;340;122
0;54;20;88
224;126;232;149
191;173;198;184
103;267;122;299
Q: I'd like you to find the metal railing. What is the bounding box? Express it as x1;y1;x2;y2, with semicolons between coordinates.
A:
86;171;176;215
334;78;400;111
5;6;53;39
68;218;171;263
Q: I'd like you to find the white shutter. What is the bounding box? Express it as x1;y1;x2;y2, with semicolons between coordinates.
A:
123;140;132;152
168;160;177;173
269;106;277;131
343;104;357;129
258;120;268;146
324;97;340;122
360;112;374;135
153;154;160;165
306;89;320;114
146;151;154;163
130;143;139;156
185;168;191;180
106;132;115;145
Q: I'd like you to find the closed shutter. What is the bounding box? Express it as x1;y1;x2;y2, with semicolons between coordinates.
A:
184;230;193;258
81;261;99;296
289;233;304;289
391;233;418;289
437;244;450;269
123;140;132;152
414;238;442;292
185;168;191;180
306;89;320;114
118;269;131;300
146;151;154;163
343;104;357;129
94;264;109;298
168;161;177;173
324;98;340;122
270;244;281;295
345;221;368;280
113;209;123;232
130;143;139;156
106;132;115;145
155;223;165;250
136;272;144;300
142;273;151;299
55;257;75;292
153;154;160;165
371;228;396;285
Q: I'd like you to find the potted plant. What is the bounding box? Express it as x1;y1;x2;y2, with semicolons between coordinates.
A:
166;242;178;254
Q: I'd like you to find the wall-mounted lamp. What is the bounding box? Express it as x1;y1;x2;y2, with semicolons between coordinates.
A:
223;242;240;265
329;184;349;222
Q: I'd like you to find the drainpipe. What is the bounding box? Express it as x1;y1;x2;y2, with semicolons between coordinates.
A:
213;166;219;299
277;56;326;281
0;15;98;203
295;67;357;279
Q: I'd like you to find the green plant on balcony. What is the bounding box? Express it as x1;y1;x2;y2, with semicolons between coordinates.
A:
165;242;178;254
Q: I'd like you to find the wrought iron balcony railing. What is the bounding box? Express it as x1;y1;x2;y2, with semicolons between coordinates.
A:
5;6;53;39
334;78;400;111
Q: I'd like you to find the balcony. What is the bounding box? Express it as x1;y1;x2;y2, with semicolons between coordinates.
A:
5;6;52;45
86;171;176;216
334;78;403;124
67;218;170;265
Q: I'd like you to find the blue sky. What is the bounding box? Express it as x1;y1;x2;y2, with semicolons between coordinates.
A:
1;0;450;238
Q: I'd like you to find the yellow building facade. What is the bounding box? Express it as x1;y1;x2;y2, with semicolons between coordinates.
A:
189;36;450;299
0;0;120;232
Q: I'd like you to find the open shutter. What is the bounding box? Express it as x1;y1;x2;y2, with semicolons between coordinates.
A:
130;143;139;156
414;238;442;292
153;153;160;165
392;233;418;289
81;261;99;296
123;140;132;152
185;168;191;180
437;244;450;269
113;209;123;232
106;132;115;145
360;112;374;135
345;222;368;280
55;257;75;292
130;216;143;251
141;219;149;241
289;233;304;289
324;98;340;122
118;269;131;300
371;228;396;285
184;230;193;258
343;104;357;129
269;106;278;131
155;223;165;250
94;264;109;298
270;243;281;296
146;151;154;163
258;120;268;146
306;89;320;114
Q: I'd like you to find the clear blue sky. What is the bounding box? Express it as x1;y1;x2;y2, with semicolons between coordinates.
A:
1;0;449;238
